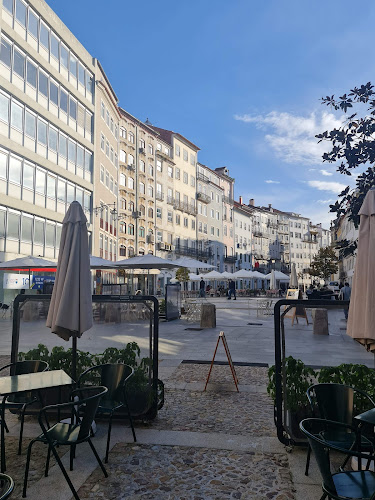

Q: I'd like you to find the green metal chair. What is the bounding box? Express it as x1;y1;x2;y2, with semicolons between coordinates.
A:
0;360;49;455
305;383;375;476
0;473;14;499
22;385;108;500
300;418;375;500
78;363;136;463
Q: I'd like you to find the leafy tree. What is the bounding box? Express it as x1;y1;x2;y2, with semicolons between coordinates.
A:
175;267;189;291
317;82;375;238
309;246;338;282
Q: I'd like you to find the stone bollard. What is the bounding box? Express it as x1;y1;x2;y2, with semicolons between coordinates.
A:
312;308;329;335
200;303;216;328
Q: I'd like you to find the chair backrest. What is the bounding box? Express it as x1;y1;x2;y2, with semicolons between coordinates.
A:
14;360;49;375
300;418;337;495
307;383;354;424
100;364;133;401
0;473;14;499
76;386;108;441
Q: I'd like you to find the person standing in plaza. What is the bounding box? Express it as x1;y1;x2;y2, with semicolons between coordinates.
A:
228;279;236;300
199;277;206;298
340;282;351;320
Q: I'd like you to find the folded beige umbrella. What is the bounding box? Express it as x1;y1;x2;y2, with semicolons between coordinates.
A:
347;188;375;351
46;202;93;378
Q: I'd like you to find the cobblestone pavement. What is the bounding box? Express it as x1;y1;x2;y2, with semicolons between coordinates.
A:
77;443;295;500
172;364;268;387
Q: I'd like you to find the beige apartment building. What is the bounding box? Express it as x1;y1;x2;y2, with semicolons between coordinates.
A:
117;109;157;258
0;0;95;284
215;167;235;272
150;126;199;258
93;61;119;262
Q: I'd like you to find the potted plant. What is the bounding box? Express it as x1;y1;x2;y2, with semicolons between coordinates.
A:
268;356;316;440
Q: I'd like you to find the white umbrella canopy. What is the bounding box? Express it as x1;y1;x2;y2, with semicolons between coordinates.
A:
173;257;214;270
289;263;298;289
90;255;116;269
233;269;253;279
264;271;290;281
204;270;223;279
189;273;203;281
347;188;375;351
269;269;277;289
221;271;234;280
114;255;179;269
250;270;266;279
46;201;93;350
0;255;56;269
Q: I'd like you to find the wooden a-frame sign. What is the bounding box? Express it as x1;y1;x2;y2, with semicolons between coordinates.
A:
284;289;309;326
204;331;239;392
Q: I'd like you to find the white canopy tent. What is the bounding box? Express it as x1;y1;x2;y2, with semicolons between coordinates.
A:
233;269;253;279
264;271;290;281
173;257;214;270
221;271;235;280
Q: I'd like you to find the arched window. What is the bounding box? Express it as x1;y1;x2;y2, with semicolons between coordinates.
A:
128;177;134;189
139;226;145;238
119;245;126;257
119;222;126;233
139;248;145;256
148;207;153;218
148;185;153;197
139;182;145;194
140;204;145;216
120;173;126;186
129;201;134;212
120;198;126;210
128;224;134;236
119;150;126;163
128;246;134;257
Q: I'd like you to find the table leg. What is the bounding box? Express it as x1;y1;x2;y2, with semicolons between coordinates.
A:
1;397;6;472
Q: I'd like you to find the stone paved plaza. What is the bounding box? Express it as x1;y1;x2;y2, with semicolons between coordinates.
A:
0;297;373;499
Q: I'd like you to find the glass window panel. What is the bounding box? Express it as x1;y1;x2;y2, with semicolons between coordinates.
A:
85;71;92;93
22;163;34;189
75;187;83;205
11;101;23;130
35;169;45;194
45;224;55;246
21;216;32;242
48;127;57;151
77;106;85;128
84;151;92;172
84;192;90;212
40;23;49;49
68;140;75;163
9;157;21;184
37;119;47;145
25;111;35;138
77;146;84;167
85;112;92;134
0;93;9;123
28;10;38;38
34;219;44;245
56;225;61;247
7;212;20;239
26;60;37;87
58;134;67;157
69;54;77;77
13;49;25;78
15;0;26;26
3;0;13;14
0;153;7;179
69;97;76;120
38;71;48;97
78;63;85;85
60;45;68;69
60;89;67;113
0;38;11;68
67;184;74;203
49;80;58;105
50;33;59;60
0;211;5;238
57;179;65;201
47;175;56;198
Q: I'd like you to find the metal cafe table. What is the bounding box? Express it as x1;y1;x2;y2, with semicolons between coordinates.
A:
0;369;74;472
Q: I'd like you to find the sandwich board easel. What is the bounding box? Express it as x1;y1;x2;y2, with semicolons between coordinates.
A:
204;331;239;392
284;289;308;325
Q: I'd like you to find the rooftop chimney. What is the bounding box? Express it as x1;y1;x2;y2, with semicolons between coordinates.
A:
239;196;243;205
249;198;254;207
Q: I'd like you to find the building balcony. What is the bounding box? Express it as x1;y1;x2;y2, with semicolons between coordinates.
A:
156;192;164;201
167;196;174;205
223;195;234;205
197;192;211;204
224;255;236;263
197;172;210;183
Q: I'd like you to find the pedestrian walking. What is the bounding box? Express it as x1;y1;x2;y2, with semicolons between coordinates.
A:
228;279;236;300
340;282;351;320
199;277;206;298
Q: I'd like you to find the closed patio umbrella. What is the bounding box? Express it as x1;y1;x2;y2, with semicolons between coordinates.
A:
46;201;93;380
269;269;277;289
347;188;375;351
289;263;298;289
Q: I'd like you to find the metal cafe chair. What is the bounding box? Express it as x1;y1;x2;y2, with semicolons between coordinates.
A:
0;360;49;455
0;473;14;499
300;418;375;500
78;363;136;463
305;383;375;476
23;386;108;500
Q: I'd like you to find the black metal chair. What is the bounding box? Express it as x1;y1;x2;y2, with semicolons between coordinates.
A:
22;385;108;500
78;363;136;463
300;418;375;500
305;383;375;476
0;360;49;455
0;473;14;499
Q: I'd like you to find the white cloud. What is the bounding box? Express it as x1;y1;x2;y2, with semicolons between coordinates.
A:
234;110;343;165
320;169;333;176
265;180;280;184
317;199;334;204
308;180;346;193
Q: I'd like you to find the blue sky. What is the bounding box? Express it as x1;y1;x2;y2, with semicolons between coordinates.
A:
46;0;375;226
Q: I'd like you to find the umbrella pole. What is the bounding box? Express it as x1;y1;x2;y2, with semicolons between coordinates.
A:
72;336;77;382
